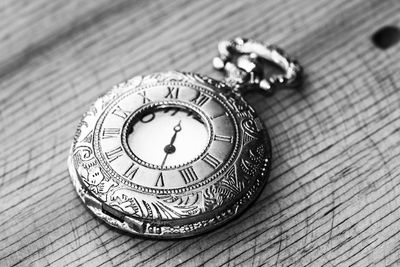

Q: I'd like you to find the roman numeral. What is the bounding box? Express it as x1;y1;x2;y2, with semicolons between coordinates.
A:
112;106;131;119
124;163;139;180
203;153;221;169
214;134;233;143
138;91;151;104
155;172;165;187
179;166;198;184
165;86;179;99
102;128;120;139
105;147;123;162
190;92;210;107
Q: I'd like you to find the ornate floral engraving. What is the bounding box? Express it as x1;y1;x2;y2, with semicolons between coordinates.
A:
242;118;261;136
219;165;244;197
225;94;256;118
240;144;266;179
73;146;118;201
108;189;201;219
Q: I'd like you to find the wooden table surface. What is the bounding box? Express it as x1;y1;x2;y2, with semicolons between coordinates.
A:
1;0;400;266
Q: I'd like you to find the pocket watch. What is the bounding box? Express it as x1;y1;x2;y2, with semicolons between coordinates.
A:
68;38;302;238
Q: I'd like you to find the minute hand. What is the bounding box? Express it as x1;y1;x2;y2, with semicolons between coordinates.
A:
161;121;182;167
169;121;182;146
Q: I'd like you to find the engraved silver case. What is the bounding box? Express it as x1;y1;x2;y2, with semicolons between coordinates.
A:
68;71;271;238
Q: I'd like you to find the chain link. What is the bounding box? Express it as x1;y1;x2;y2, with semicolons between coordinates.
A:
213;37;302;93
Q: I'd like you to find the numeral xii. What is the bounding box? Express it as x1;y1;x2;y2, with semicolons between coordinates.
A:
191;92;209;107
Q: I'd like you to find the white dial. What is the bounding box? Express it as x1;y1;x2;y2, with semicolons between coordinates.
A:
127;106;209;169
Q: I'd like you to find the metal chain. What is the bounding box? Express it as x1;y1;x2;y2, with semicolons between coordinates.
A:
213;37;302;93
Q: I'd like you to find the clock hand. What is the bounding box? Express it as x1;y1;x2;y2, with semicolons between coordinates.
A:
161;121;182;167
161;152;169;168
169;120;181;146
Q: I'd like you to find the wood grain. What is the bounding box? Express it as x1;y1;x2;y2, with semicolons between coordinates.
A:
1;0;400;266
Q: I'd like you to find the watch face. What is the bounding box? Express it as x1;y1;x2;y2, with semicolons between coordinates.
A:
68;71;271;238
127;105;209;169
94;80;238;193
